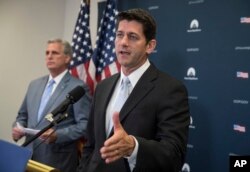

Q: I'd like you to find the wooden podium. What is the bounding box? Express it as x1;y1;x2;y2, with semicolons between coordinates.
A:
26;160;60;172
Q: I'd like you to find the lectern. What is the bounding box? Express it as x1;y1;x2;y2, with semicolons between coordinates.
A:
0;139;31;172
27;160;60;172
0;139;59;172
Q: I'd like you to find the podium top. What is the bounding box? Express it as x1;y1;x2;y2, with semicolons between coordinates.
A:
0;139;32;172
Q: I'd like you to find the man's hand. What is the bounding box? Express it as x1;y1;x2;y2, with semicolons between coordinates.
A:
12;127;24;142
39;128;57;144
100;112;135;164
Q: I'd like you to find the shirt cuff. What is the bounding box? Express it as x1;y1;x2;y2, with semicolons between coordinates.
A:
124;135;139;171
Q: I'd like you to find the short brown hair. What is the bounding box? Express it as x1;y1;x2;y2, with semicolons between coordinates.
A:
117;8;157;43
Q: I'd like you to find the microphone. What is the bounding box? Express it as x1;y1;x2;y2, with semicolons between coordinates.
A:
45;85;85;122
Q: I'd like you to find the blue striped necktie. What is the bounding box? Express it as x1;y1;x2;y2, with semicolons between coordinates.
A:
37;79;55;121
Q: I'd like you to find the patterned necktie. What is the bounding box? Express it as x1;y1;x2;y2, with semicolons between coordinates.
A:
106;77;131;135
37;79;55;121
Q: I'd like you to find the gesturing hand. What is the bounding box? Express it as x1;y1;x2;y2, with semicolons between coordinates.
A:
100;112;135;164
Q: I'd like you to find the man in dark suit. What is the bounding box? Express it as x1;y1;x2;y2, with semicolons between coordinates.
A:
77;8;190;172
12;38;91;172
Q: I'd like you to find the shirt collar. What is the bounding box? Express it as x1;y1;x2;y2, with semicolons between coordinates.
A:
48;70;68;85
120;59;150;88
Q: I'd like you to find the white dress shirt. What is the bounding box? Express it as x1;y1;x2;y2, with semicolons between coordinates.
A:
105;59;150;171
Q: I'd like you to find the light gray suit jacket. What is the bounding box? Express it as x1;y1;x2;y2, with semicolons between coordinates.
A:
15;72;91;172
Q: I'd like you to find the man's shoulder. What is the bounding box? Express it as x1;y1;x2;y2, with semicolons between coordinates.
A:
148;64;185;88
99;73;119;85
29;75;48;85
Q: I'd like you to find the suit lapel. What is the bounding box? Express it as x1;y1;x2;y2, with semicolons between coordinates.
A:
36;72;70;125
99;74;120;139
120;65;157;122
108;65;158;136
46;72;71;113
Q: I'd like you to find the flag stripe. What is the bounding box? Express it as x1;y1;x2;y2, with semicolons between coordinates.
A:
91;0;119;84
70;0;94;94
70;0;120;94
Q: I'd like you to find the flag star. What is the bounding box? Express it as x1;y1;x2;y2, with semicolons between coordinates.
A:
77;56;82;61
109;36;114;41
110;56;114;61
87;52;91;57
82;21;86;26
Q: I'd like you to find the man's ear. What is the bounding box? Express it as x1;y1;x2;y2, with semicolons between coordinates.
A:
146;39;157;54
65;55;71;64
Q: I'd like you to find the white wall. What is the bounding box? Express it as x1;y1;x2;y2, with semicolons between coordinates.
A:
0;0;98;143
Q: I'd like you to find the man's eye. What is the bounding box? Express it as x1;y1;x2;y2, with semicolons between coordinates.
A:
116;33;123;38
128;35;138;41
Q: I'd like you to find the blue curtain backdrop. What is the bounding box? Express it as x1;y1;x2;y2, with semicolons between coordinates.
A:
99;0;250;171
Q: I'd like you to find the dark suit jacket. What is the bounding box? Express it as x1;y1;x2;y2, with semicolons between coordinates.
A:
78;63;190;172
15;72;91;172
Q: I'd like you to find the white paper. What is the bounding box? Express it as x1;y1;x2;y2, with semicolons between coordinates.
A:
16;122;40;135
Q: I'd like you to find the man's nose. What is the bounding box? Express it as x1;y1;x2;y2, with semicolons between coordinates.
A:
120;36;129;46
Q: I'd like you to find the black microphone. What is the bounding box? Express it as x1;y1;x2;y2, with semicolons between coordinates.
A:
45;86;85;122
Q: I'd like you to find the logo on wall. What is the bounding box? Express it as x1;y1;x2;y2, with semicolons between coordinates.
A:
233;99;249;105
233;124;246;133
148;6;159;10
189;116;196;129
188;0;204;5
188;96;198;100
186;47;199;52
182;163;191;172
187;144;194;149
184;67;199;80
236;71;249;79
235;46;250;51
240;17;250;23
187;19;201;32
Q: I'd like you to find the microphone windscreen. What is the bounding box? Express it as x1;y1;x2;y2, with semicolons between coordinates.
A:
67;86;85;103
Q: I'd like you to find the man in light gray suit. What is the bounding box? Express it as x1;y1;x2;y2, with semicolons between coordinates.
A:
12;38;91;172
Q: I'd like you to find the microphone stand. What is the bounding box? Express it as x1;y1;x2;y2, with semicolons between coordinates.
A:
22;113;68;147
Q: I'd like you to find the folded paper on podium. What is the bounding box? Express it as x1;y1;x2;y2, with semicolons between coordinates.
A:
0;139;32;172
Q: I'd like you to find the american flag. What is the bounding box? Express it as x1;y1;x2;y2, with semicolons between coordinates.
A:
236;71;249;79
70;0;94;94
233;124;246;133
89;0;120;84
240;17;250;23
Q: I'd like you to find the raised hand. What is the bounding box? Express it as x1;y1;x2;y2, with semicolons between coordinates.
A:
100;112;135;164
